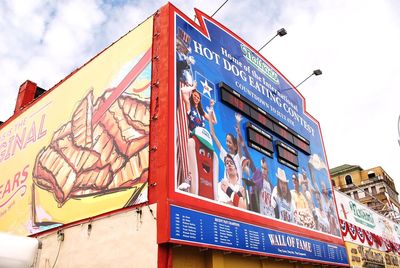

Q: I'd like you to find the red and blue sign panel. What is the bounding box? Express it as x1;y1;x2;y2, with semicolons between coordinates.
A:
172;6;346;264
171;205;348;265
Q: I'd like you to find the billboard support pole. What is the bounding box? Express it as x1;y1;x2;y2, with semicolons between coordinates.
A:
258;28;287;52
295;69;322;88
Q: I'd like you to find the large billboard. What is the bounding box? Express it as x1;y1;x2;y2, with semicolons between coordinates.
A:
0;17;153;235
171;6;346;265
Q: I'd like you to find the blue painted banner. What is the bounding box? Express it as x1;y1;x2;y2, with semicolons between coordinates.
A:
170;205;348;265
174;10;341;238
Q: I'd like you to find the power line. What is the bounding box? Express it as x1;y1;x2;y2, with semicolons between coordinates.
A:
211;0;229;18
194;0;229;23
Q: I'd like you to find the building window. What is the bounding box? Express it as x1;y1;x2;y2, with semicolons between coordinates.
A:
345;175;353;185
371;186;377;195
368;171;375;179
379;187;386;193
364;188;369;195
353;191;359;199
331;179;336;187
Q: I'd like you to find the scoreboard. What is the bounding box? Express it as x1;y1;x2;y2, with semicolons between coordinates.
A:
220;82;304;172
220;83;311;156
246;123;274;158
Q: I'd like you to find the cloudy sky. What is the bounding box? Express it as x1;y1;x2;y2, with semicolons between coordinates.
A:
1;0;399;187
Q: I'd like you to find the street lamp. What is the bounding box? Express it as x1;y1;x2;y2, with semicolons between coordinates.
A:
295;69;322;88
258;28;287;52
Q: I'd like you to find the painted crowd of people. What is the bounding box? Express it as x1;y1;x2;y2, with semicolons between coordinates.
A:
183;83;339;235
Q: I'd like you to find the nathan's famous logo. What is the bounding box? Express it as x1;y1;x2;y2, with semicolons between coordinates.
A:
240;44;279;85
349;201;376;228
0;165;29;213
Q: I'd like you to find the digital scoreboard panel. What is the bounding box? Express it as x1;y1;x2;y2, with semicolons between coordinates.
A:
173;7;346;266
246;123;274;158
276;141;299;171
220;83;310;155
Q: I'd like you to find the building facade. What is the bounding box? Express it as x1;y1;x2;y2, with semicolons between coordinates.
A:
331;164;400;223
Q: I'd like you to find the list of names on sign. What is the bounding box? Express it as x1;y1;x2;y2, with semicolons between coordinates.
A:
170;205;348;265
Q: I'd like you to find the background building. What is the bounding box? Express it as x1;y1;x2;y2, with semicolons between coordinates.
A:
331;164;400;223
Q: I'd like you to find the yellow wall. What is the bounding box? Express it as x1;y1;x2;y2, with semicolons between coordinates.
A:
332;166;391;190
333;169;362;189
172;245;329;268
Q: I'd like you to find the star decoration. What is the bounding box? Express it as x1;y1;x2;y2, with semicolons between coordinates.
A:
201;79;213;98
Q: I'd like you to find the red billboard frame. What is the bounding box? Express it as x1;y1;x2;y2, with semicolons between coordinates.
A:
152;3;346;260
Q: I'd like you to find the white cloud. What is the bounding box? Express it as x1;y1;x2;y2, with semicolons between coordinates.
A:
260;0;400;184
0;0;399;189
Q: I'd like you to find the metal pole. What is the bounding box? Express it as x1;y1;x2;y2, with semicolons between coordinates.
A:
295;73;314;88
211;0;229;18
258;34;278;52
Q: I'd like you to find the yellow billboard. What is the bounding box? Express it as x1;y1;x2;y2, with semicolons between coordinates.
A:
0;16;153;235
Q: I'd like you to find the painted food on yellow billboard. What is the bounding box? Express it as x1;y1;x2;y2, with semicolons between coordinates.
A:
33;83;150;206
31;49;152;218
0;17;153;235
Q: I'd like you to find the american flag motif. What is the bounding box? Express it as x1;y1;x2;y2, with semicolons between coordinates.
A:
372;233;382;247
348;223;357;240
383;238;392;251
356;226;365;243
340;219;348;236
177;81;190;186
365;230;374;246
178;28;191;46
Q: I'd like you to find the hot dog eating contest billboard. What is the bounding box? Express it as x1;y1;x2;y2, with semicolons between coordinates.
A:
170;5;348;265
0;17;153;235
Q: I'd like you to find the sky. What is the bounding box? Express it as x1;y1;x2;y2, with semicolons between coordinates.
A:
0;0;399;187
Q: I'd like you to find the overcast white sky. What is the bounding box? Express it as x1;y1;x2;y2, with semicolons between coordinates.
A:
1;0;399;187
